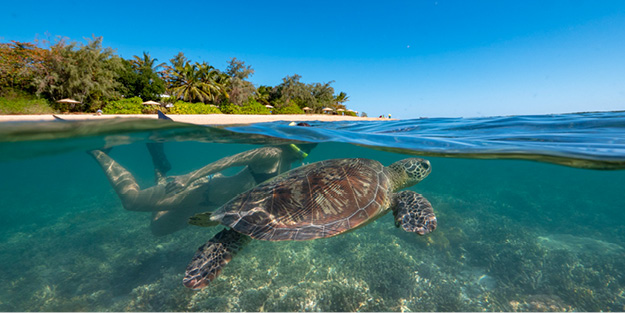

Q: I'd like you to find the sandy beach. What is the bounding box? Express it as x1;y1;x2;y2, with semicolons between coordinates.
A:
0;114;391;125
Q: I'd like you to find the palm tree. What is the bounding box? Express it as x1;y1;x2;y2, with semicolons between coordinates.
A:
255;85;274;106
168;61;226;103
334;91;349;105
131;52;165;72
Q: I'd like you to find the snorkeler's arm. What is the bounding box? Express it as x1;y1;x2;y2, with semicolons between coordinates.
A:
166;147;282;193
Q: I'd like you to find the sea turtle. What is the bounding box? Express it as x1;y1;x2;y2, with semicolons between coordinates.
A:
183;157;437;289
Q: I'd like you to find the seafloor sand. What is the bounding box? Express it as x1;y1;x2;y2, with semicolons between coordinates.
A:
0;114;391;125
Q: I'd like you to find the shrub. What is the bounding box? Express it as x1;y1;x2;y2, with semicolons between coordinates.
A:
274;103;304;114
102;97;143;114
219;103;242;114
168;101;222;114
344;110;357;117
239;99;271;115
0;93;55;114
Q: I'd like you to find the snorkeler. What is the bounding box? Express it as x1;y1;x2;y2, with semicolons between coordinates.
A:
89;114;316;236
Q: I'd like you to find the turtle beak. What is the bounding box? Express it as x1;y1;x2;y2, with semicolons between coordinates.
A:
421;159;431;176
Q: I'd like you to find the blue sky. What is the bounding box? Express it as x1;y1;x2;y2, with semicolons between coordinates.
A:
2;0;625;118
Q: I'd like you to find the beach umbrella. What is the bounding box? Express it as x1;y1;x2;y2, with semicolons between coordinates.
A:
337;108;345;115
56;98;81;104
265;104;274;109
302;107;312;111
56;98;82;110
322;107;333;114
142;100;161;106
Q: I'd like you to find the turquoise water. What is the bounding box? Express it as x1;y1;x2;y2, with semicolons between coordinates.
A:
0;112;624;311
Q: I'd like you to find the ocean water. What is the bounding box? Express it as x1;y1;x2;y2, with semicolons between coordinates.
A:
0;112;624;311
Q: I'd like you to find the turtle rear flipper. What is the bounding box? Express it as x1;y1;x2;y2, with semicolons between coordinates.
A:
183;228;250;289
392;190;437;235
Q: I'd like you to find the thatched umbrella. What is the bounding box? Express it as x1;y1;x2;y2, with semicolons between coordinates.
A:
322;107;334;114
142;100;161;106
302;107;312;113
56;98;82;111
265;104;274;109
337;108;345;115
56;98;81;104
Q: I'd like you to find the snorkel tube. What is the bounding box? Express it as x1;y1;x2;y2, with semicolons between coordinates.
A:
289;144;309;159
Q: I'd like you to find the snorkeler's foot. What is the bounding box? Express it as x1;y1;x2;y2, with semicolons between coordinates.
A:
392;190;437;235
157;111;173;121
183;228;250;289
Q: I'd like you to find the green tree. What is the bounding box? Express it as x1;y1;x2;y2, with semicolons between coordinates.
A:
33;36;121;111
131;52;165;72
0;41;44;94
118;52;165;100
114;58;137;98
255;85;279;106
224;58;256;106
277;74;314;109
334;91;349;106
166;58;226;104
310;81;336;111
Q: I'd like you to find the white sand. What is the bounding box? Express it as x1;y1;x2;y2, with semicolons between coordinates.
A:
0;114;392;125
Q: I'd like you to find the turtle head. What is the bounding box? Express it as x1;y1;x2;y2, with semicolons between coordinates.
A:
388;158;431;191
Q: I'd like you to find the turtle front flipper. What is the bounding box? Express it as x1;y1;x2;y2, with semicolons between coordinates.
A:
391;190;437;235
189;212;220;227
183;228;250;289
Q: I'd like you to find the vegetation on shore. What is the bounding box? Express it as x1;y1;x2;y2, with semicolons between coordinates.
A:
0;36;361;116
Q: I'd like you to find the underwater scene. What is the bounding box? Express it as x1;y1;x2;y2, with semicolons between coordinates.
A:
0;112;624;312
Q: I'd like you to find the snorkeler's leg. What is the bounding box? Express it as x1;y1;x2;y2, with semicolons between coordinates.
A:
146;142;172;178
89;150;167;212
146;110;174;179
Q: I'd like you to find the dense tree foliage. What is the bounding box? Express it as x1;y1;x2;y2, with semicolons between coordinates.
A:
0;41;43;94
115;52;165;101
0;36;353;114
225;58;255;106
35;37;121;111
164;53;227;104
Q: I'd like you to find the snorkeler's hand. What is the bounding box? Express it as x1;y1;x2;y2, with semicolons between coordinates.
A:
165;177;186;194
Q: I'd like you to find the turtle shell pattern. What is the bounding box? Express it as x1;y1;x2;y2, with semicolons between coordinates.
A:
213;158;393;241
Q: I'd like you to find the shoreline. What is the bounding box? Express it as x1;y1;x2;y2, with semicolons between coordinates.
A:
0;114;393;125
